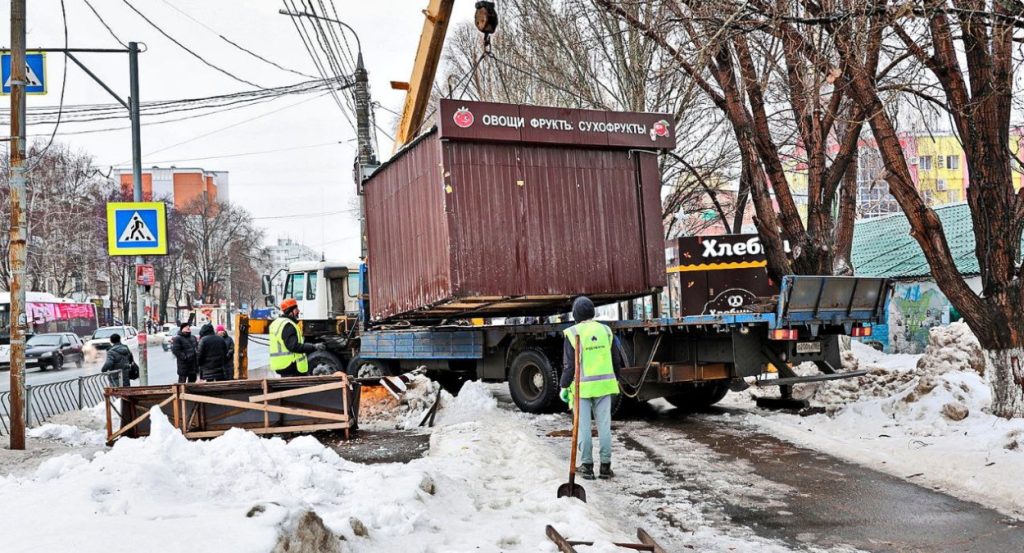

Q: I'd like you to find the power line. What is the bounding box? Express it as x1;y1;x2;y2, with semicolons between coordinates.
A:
158;0;316;80
137;141;341;165
253;209;353;220
84;0;128;48
282;0;355;130
120;0;265;89
27;0;68;168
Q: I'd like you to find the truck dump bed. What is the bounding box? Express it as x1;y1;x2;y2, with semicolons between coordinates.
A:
364;100;675;322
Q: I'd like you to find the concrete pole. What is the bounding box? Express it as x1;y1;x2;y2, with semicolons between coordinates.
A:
129;42;147;385
7;0;27;450
353;53;375;261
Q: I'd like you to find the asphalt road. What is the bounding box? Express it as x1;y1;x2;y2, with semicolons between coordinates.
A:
620;407;1024;552
0;341;269;393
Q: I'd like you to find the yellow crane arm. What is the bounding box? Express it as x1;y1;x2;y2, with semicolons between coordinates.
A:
392;0;455;151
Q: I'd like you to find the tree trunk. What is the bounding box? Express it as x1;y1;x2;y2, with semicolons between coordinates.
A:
833;147;858;275
986;347;1024;419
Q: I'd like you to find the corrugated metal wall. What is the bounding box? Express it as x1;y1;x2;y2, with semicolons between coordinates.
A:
364;133;450;321
365;132;665;321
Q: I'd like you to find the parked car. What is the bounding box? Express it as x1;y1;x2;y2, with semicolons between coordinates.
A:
25;332;85;371
84;325;140;356
162;326;179;351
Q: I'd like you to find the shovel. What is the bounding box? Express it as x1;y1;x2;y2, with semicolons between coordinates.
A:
557;335;587;502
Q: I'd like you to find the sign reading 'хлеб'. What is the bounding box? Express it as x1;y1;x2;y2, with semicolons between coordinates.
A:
438;99;676;149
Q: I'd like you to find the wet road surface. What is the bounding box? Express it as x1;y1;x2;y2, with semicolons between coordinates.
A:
629;408;1024;552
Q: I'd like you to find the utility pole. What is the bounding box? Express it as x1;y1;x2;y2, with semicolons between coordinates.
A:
7;0;27;450
353;53;376;261
129;41;148;385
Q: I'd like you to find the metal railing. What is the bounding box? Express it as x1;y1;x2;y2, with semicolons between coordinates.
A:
0;373;110;435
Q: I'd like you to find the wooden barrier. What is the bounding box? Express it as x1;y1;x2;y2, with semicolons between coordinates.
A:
104;374;358;445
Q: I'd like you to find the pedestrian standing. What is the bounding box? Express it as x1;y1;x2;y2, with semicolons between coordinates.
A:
217;324;235;380
101;333;136;387
560;296;624;480
170;322;199;383
197;323;229;382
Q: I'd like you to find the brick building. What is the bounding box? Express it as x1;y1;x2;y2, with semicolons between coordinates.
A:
117;166;230;209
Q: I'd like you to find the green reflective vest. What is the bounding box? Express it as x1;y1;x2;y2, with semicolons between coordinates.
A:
564;320;619;398
269;317;308;374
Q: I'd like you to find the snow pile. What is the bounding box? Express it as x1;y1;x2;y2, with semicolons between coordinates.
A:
26;423;105;447
0;381;632;552
434;379;496;425
803;325;983;413
915;321;986;376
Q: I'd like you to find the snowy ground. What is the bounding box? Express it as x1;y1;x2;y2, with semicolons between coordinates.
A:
4;321;1022;552
725;322;1024;520
1;375;808;553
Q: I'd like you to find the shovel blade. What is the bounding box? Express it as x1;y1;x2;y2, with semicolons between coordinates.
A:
557;482;587;502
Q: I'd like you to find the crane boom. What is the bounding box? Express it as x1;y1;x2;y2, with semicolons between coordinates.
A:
393;0;455;150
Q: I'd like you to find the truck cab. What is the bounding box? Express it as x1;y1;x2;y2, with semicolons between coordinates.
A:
264;260;362;373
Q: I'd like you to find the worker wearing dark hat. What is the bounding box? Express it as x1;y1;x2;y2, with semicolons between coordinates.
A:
269;298;325;377
560;296;625;480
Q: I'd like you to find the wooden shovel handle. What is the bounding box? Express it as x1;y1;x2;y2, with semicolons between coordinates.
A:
568;335;582;483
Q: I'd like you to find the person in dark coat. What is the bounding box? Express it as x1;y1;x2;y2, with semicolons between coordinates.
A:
101;334;135;387
170;323;199;383
217;324;234;380
197;323;229;382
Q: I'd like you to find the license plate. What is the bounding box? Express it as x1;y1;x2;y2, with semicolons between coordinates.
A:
796;341;822;354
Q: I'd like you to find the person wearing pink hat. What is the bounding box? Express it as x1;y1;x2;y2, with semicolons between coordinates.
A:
216;324;235;380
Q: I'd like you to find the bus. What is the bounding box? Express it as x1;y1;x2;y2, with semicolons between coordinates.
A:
0;292;99;366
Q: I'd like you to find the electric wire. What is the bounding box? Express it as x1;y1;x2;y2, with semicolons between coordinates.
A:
301;0;357;123
120;0;265;89
84;0;128;48
282;0;353;129
26;0;68;170
139;141;341;165
158;0;316;80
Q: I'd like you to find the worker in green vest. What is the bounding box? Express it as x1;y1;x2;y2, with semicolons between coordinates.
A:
560;296;624;480
269;298;325;377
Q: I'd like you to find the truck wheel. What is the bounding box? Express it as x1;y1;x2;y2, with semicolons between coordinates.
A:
665;382;730;411
346;356;392;378
307;351;344;375
508;348;559;414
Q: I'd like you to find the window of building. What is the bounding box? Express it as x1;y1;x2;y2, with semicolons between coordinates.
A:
946;155;959;170
919;156;933;170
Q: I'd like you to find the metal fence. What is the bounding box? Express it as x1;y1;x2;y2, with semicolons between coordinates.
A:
0;373;110;435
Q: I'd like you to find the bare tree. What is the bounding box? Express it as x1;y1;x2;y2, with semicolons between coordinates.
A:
596;0;875;277
797;0;1024;417
178;195;265;305
0;142;113;296
438;0;740;239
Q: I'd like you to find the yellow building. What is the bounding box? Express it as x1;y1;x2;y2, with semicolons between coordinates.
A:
913;135;966;205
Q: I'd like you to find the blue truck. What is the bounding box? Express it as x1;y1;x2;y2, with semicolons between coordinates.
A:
264;256;890;414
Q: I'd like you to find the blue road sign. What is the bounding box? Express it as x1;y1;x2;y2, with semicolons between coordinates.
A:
107;202;168;256
2;52;46;95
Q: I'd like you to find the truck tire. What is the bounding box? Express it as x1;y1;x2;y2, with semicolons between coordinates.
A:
508;348;560;414
346;356;392;378
307;350;345;375
665;382;730;411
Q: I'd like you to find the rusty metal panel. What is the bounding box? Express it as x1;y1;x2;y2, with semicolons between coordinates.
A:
365;103;671;321
364;132;451;321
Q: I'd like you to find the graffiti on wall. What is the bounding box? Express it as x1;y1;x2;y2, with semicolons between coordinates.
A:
886;281;952;353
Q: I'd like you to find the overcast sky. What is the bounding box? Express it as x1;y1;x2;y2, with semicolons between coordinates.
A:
1;0;474;262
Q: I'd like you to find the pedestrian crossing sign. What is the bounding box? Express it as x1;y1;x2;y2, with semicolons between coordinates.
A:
107;202;167;256
1;52;46;95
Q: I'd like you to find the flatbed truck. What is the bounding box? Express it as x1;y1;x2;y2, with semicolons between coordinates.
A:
263;262;890;413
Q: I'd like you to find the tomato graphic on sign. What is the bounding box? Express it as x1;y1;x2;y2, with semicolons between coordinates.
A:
651;119;671;141
452;106;475;128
